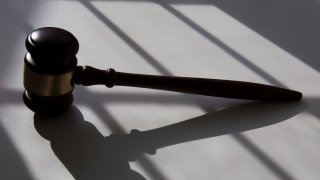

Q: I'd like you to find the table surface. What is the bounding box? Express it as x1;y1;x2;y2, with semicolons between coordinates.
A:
1;0;320;179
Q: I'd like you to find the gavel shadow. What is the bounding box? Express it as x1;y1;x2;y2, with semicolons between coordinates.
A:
34;101;303;180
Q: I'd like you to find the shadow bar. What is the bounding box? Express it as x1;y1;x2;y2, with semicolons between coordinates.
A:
159;2;284;87
233;133;294;180
75;85;168;179
78;0;173;76
77;0;295;179
211;0;320;73
156;3;298;179
0;122;34;180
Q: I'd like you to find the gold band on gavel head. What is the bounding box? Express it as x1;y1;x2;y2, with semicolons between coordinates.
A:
23;65;74;97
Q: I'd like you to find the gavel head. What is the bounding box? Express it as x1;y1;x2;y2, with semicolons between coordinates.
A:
23;27;79;115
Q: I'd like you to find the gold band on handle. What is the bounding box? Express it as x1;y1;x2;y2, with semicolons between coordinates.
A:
23;65;74;96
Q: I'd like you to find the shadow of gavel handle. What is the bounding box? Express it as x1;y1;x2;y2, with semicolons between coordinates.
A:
120;100;302;159
73;66;302;101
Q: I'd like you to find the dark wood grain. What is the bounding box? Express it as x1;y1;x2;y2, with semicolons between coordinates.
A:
73;66;302;101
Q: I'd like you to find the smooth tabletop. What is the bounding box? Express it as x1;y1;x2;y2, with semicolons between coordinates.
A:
1;0;320;179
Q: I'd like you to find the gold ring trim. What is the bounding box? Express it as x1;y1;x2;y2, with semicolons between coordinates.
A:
23;65;74;96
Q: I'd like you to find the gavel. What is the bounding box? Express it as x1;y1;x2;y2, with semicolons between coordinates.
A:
23;27;302;115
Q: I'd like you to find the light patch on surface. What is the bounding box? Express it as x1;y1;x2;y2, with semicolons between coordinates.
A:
240;111;320;180
0;105;73;180
102;95;206;132
138;135;280;180
28;0;163;75
171;4;320;96
92;1;265;81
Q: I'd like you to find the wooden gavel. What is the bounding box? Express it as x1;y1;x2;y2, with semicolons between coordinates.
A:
23;27;302;115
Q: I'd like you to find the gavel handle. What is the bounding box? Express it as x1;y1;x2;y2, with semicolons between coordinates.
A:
73;66;302;101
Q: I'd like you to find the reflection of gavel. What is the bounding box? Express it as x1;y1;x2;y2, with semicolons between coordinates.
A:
23;27;302;115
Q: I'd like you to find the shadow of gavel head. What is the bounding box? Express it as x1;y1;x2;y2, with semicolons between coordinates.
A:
23;27;302;116
23;27;79;115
